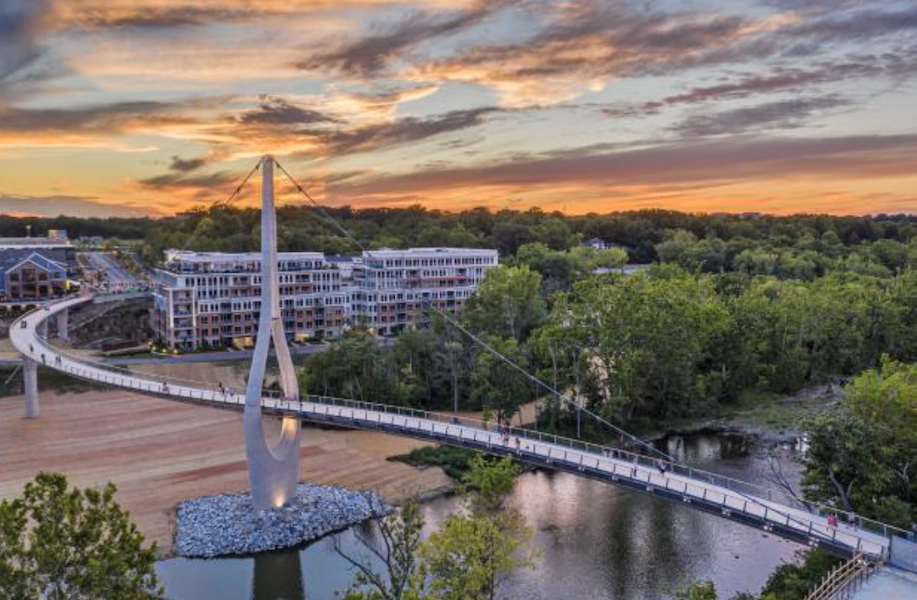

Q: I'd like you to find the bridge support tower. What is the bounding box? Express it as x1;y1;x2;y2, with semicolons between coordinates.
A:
56;309;69;342
23;356;39;418
244;156;303;510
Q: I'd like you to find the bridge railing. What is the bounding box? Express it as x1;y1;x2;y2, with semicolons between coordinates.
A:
804;553;876;600
286;394;912;544
17;297;915;548
276;394;894;558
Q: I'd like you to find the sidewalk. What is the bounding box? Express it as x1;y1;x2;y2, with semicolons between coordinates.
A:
853;567;917;599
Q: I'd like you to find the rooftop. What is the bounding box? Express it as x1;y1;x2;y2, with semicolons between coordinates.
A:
164;250;326;263
0;237;73;249
364;248;497;257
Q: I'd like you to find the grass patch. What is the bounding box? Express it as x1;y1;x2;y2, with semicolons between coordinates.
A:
391;445;480;480
714;386;834;431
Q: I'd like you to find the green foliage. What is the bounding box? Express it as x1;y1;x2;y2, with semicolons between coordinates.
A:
470;336;533;423
416;511;533;600
529;265;917;428
340;455;531;600
460;455;519;513
391;446;479;480
673;550;839;600
300;320;477;412
546;271;731;422
465;265;546;342
0;472;162;600
760;550;840;600
300;335;397;403
338;501;425;600
512;242;626;297
802;358;917;526
673;580;718;600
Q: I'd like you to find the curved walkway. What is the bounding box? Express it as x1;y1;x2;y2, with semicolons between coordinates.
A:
10;295;902;562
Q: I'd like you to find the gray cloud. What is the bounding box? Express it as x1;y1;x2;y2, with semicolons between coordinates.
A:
661;65;865;106
0;101;186;135
329;133;917;198
785;5;917;42
139;171;238;190
303;107;500;154
0;194;157;218
169;155;206;173
65;5;263;30
0;0;53;96
297;0;519;77
674;95;850;137
238;97;336;125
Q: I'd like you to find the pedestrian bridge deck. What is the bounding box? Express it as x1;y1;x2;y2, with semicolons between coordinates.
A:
11;295;911;566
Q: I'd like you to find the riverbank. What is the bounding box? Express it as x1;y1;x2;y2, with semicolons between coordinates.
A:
644;384;843;447
0;389;451;557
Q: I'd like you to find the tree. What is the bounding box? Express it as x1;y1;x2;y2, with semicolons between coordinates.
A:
460;455;519;514
469;337;533;424
300;335;397;403
439;339;467;415
543;271;731;423
0;472;162;600
415;455;533;600
464;265;546;342
337;500;425;600
416;511;531;600
801;411;884;514
759;549;840;600
800;358;917;526
673;580;717;600
338;456;533;600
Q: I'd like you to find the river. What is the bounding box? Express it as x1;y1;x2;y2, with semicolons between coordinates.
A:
157;432;805;600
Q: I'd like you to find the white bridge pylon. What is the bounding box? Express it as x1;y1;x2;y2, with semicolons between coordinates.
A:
243;155;302;510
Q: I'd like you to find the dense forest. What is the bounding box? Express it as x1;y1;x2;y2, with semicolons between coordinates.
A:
5;205;917;270
301;261;917;529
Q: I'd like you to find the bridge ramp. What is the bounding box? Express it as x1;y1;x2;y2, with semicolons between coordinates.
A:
852;566;917;599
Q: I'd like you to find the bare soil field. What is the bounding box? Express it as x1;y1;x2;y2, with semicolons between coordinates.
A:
0;389;450;555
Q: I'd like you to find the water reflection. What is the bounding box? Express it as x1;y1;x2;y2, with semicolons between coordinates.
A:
253;552;303;600
158;433;804;600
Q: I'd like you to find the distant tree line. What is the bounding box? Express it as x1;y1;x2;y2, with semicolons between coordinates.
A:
6;206;917;267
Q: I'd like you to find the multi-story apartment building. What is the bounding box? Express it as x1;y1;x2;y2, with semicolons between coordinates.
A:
152;247;498;349
153;251;348;350
352;248;499;335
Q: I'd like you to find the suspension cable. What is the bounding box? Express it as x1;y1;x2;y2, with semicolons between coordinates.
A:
272;158;862;539
165;160;262;260
273;158;675;462
215;161;262;209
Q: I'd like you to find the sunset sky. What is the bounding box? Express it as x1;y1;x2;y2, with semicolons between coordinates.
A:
1;0;916;218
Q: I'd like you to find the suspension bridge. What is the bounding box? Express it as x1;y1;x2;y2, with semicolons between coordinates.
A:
9;156;917;576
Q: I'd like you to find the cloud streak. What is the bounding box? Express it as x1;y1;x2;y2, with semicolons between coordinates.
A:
298;0;518;77
674;95;850;137
0;194;158;218
330;133;917;199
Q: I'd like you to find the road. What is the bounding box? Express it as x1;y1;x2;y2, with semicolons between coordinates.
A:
85;251;141;285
